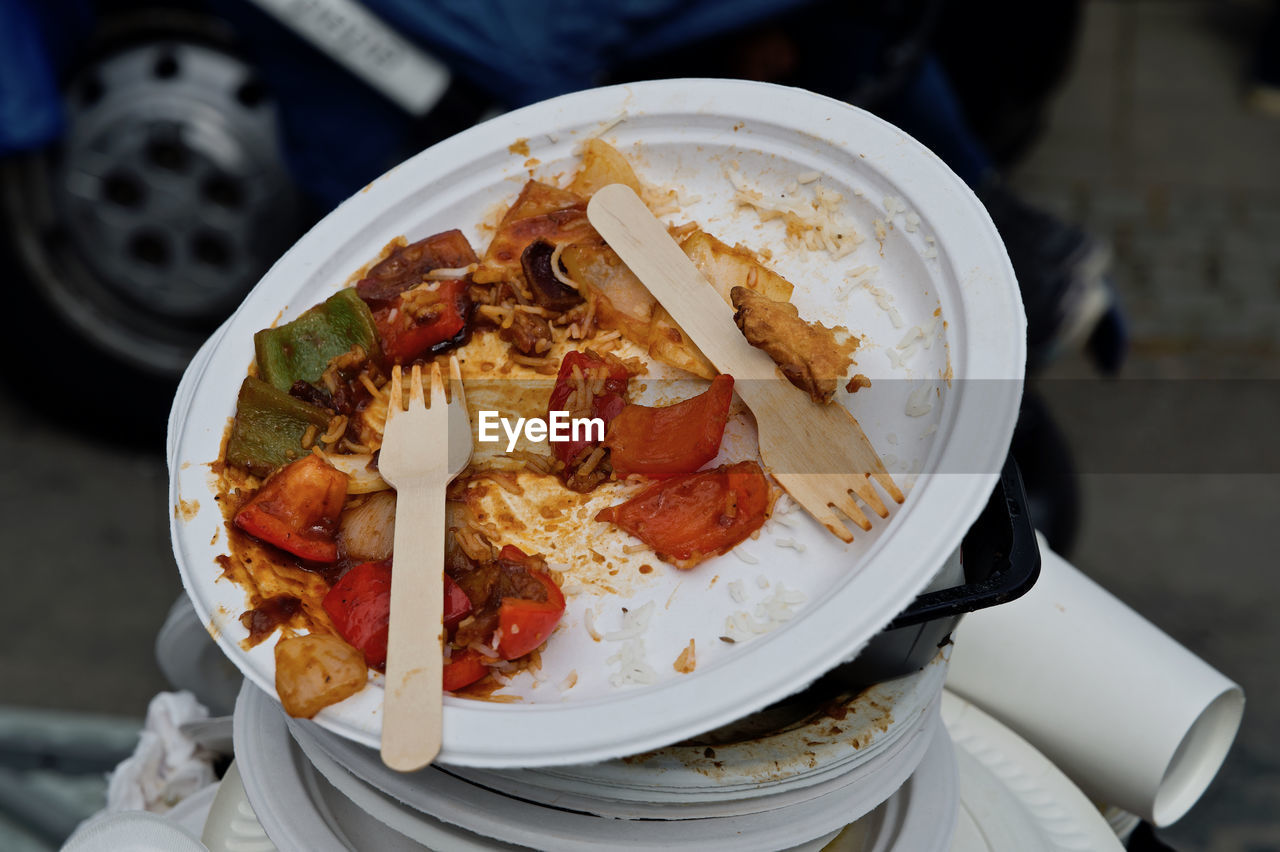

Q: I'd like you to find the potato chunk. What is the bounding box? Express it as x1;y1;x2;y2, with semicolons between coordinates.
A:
275;633;367;718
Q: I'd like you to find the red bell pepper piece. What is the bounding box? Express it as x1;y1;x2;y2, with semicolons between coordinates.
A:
234;454;348;562
323;561;473;671
322;561;392;669
371;277;471;364
443;574;474;632
443;648;490;692
497;544;531;565
547;350;630;465
595;461;771;568
495;545;566;660
604;374;734;478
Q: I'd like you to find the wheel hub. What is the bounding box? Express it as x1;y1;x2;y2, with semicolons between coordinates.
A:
53;40;296;324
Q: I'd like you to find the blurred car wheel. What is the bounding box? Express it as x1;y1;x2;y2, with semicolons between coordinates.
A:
0;7;303;442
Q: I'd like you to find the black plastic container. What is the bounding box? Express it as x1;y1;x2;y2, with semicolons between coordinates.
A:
817;455;1041;693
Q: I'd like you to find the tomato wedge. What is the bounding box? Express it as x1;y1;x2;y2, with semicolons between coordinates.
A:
547;350;630;465
443;648;489;692
595;461;771;568
234;454;348;562
495;545;566;660
372;277;471;364
323;561;473;671
605;374;734;478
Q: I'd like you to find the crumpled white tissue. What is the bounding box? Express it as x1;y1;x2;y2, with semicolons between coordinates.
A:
106;691;217;813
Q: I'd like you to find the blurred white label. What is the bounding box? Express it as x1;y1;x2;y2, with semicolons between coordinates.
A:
247;0;450;115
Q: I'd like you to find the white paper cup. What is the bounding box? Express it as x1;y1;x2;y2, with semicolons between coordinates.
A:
945;540;1244;826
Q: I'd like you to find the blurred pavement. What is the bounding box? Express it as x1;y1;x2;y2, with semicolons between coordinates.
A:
1015;2;1280;850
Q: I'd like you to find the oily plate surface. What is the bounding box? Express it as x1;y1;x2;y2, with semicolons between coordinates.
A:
169;79;1023;767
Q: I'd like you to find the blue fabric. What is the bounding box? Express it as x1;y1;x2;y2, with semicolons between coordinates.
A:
207;0;421;208
881;55;994;187
0;0;93;155
361;0;806;105
0;0;994;204
209;0;810;205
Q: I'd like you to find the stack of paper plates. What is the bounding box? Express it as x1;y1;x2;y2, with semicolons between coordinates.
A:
231;678;954;852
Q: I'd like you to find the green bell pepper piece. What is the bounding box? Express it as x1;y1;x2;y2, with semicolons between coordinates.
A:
254;288;381;391
226;377;334;477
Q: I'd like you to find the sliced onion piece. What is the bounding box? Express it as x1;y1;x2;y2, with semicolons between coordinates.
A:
340;491;395;563
324;453;390;494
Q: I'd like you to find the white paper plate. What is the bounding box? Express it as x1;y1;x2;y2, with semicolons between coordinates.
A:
941;692;1125;852
446;649;947;815
823;720;959;852
302;717;839;852
293;686;938;826
154;597;242;717
234;682;499;851
281;689;940;851
235;678;871;851
170;78;1023;767
167;320;230;465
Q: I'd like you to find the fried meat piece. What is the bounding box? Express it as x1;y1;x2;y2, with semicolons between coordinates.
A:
846;373;871;393
499;309;554;355
730;286;860;404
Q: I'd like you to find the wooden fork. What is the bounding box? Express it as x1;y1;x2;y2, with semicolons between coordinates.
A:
587;183;904;542
377;356;473;771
